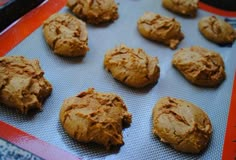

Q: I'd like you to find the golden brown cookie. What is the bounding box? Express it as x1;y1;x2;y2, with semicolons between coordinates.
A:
43;13;89;57
172;46;226;87
67;0;119;25
104;44;160;88
59;88;132;149
0;56;52;114
162;0;199;17
137;12;184;49
198;16;236;44
152;97;212;154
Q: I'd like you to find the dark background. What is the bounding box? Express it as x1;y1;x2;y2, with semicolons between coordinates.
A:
0;0;45;32
201;0;236;11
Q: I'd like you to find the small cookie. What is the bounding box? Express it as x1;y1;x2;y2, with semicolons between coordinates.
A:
59;88;132;149
43;13;89;57
0;56;52;114
67;0;119;25
137;12;184;49
104;44;160;88
172;46;226;87
198;16;236;44
152;97;212;153
162;0;199;17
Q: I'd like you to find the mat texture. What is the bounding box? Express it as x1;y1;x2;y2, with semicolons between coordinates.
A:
0;1;236;159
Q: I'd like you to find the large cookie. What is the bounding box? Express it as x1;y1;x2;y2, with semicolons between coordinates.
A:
0;56;52;114
59;88;132;150
162;0;199;17
172;46;226;87
198;16;236;44
67;0;119;25
43;13;89;57
152;97;212;153
137;12;184;49
104;44;160;88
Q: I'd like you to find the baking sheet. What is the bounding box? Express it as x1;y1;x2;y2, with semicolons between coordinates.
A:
0;1;236;159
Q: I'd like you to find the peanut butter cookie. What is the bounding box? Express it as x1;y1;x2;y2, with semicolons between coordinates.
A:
137;12;184;49
198;16;236;44
67;0;119;25
172;46;226;87
0;56;52;114
59;88;132;150
104;44;160;88
152;97;212;153
162;0;199;17
43;13;89;57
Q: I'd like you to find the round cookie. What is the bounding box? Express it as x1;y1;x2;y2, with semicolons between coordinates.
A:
152;97;212;154
162;0;199;17
172;46;226;87
59;88;132;150
0;56;52;114
198;16;236;44
67;0;119;25
43;13;89;57
137;12;184;49
104;44;160;88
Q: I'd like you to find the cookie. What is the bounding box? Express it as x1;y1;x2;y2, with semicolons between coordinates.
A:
67;0;119;25
43;13;89;57
172;46;226;87
59;88;132;149
198;16;236;44
0;56;52;114
162;0;199;17
137;12;184;49
152;97;212;153
104;44;160;88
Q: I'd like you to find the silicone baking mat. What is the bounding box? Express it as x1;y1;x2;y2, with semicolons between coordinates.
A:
0;0;236;159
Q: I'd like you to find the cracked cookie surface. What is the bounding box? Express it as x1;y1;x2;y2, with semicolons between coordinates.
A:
172;46;226;87
67;0;119;25
198;16;236;44
0;56;52;114
162;0;199;17
152;97;212;153
59;88;132;150
104;44;160;88
137;12;184;49
43;13;89;57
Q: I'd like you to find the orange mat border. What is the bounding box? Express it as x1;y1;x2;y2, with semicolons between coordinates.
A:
222;73;236;160
0;0;67;56
0;121;79;159
0;0;235;159
1;1;236;56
